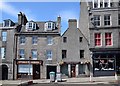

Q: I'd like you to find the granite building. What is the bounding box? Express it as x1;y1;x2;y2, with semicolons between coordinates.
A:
0;19;17;80
13;12;61;79
80;0;120;76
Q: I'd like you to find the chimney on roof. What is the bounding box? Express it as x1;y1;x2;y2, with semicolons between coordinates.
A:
18;12;28;25
68;19;77;29
57;16;61;33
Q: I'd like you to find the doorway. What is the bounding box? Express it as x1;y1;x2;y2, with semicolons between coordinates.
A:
33;64;40;79
71;64;76;77
47;66;56;79
2;64;8;80
116;54;120;74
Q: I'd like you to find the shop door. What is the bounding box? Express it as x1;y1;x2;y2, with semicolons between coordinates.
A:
71;64;76;77
47;66;56;79
33;64;40;79
2;64;8;80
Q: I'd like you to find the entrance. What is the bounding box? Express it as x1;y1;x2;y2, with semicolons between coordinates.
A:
116;54;120;74
33;64;40;79
47;66;56;79
71;64;76;77
2;64;8;80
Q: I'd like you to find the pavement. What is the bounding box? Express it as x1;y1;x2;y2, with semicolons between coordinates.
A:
0;76;120;86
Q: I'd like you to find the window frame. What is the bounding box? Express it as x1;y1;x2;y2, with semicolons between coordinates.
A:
118;14;120;25
46;50;52;60
32;36;38;45
31;49;37;60
80;50;84;59
1;31;7;42
104;14;111;26
94;33;102;47
105;33;112;46
19;36;26;45
19;49;25;59
1;47;6;59
94;15;101;27
63;37;67;43
47;36;53;45
62;50;67;59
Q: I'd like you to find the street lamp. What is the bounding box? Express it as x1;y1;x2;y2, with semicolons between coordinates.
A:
29;56;32;80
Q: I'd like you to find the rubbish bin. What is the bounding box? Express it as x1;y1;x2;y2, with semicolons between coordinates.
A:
56;72;62;82
49;72;55;82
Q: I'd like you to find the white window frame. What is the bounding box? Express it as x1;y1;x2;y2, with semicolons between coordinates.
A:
19;36;26;45
44;22;56;31
1;47;6;59
94;15;101;27
19;49;25;59
31;49;37;60
26;22;36;31
32;36;38;45
3;20;11;27
2;31;7;42
47;36;53;45
46;50;52;60
104;14;111;26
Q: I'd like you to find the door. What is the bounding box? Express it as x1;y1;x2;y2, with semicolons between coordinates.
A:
33;64;40;79
2;64;8;80
47;66;56;79
71;64;76;77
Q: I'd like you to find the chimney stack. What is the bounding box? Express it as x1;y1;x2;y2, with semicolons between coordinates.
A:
68;19;77;29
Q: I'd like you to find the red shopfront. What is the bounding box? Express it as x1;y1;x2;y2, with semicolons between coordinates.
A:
16;60;43;79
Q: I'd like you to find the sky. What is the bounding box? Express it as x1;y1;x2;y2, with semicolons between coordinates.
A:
0;2;80;34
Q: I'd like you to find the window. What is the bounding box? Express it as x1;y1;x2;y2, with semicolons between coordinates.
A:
104;2;109;7
0;47;6;59
118;14;120;25
32;36;38;44
94;2;98;8
100;2;103;8
105;33;112;46
18;65;32;75
26;22;36;31
46;50;52;60
80;50;84;58
19;36;26;44
19;49;25;59
63;37;67;43
79;37;83;42
95;33;101;46
47;36;53;45
119;1;120;7
31;49;37;60
94;15;100;26
3;20;11;27
62;50;67;59
2;31;7;41
44;22;56;31
104;14;111;26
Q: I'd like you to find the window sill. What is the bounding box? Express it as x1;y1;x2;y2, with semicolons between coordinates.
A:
47;59;52;60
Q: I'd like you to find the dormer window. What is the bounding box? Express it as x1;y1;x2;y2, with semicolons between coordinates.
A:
44;22;56;31
26;21;37;31
3;20;11;27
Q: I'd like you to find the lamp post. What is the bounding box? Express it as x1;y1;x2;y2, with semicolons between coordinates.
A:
29;56;31;80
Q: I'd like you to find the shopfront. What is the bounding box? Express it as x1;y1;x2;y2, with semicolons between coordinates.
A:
16;60;43;79
92;52;120;76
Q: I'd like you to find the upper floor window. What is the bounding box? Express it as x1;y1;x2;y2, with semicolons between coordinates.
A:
62;50;67;59
79;37;83;42
31;49;37;60
3;20;11;27
118;14;120;25
19;36;26;44
118;1;120;7
94;15;100;26
19;49;25;59
32;36;38;45
0;47;6;59
105;33;112;46
2;31;7;41
95;33;101;46
46;50;52;60
26;22;37;31
80;50;84;59
63;37;67;43
44;22;56;31
104;14;111;26
47;36;53;45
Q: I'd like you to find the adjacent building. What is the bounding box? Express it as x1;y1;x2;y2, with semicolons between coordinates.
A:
80;0;120;76
58;19;91;78
0;19;17;80
13;12;61;79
